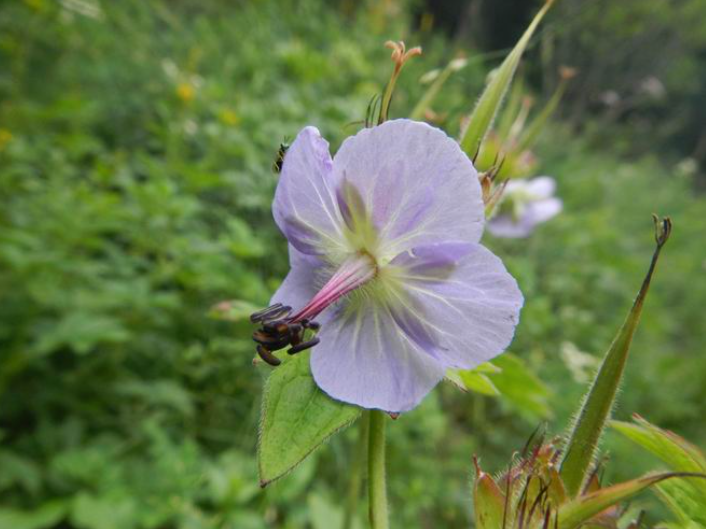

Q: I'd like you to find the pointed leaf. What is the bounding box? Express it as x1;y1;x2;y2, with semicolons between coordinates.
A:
612;416;706;473
496;77;526;140
491;353;553;420
459;0;555;156
462;372;501;396
258;352;362;486
560;217;672;497
447;368;500;396
557;472;704;529
612;415;706;525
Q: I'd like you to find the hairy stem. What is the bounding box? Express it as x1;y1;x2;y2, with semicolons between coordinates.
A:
368;410;389;529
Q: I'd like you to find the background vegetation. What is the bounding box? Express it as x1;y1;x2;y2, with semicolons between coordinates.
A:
0;0;705;527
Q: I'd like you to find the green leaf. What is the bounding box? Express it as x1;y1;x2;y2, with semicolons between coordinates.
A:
560;217;672;497
448;355;551;418
0;502;67;529
557;472;703;529
612;415;706;526
459;0;555;156
446;362;501;396
491;353;553;419
258;352;362;486
462;372;500;396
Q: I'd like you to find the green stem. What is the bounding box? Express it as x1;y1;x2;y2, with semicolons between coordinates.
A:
367;410;389;529
343;413;370;529
378;67;400;125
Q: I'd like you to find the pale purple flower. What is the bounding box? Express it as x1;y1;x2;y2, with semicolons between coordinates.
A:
487;176;563;239
266;119;523;412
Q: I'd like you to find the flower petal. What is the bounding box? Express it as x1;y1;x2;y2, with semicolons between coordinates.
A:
487;197;562;238
389;241;474;280
273;127;345;256
270;245;327;308
397;243;523;369
310;301;446;412
528;197;562;224
332;119;484;256
525;176;556;199
486;215;534;238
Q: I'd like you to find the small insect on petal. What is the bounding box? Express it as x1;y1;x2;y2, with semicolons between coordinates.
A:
272;142;290;174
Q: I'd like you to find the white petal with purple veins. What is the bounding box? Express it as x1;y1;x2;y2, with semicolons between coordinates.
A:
262;120;524;412
270;245;327;310
332;119;484;256
311;301;446;412
395;243;523;369
273;127;345;256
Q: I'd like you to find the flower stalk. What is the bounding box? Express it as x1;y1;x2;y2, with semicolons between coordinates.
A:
379;41;421;124
368;410;389;529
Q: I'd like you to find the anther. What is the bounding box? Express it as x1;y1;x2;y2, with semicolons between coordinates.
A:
252;331;292;351
250;303;292;323
257;345;282;366
305;321;321;332
300;318;321;332
263;320;290;334
287;337;320;355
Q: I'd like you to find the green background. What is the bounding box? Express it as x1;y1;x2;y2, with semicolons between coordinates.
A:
1;0;705;527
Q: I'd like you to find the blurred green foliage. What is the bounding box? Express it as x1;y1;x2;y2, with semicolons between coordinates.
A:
0;0;705;528
548;0;706;164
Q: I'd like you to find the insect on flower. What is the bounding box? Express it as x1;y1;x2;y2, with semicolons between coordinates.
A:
252;119;524;413
272;141;290;174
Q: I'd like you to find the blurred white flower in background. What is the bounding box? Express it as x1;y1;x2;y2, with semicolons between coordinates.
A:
487;176;563;238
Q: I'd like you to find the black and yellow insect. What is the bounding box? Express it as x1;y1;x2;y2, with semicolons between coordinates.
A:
272;142;290;174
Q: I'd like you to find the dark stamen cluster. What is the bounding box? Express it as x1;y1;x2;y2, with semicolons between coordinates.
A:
250;303;320;366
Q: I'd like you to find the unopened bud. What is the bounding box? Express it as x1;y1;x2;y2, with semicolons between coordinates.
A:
473;455;507;529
